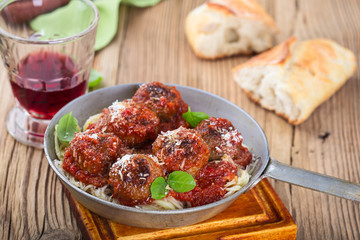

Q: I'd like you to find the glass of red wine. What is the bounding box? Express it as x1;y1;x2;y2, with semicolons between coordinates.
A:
0;0;99;148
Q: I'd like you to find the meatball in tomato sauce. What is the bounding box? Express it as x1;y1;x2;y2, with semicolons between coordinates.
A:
89;99;160;147
132;82;189;131
174;155;238;207
195;117;252;168
109;154;164;206
152;127;209;175
62;129;128;187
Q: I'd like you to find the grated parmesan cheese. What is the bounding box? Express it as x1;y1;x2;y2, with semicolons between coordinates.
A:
108;100;127;122
88;133;99;140
112;154;134;180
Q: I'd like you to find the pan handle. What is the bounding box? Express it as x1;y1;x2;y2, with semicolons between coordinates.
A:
262;158;360;202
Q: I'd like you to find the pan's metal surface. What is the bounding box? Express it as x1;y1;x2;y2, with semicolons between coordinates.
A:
262;158;360;202
44;83;270;228
44;83;360;229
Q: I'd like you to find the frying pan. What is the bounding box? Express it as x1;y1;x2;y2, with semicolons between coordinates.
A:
44;83;360;228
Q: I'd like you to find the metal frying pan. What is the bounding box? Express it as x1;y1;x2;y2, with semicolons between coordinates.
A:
44;83;360;229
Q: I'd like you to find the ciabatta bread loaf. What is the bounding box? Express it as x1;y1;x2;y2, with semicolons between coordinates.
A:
185;0;278;59
233;37;357;125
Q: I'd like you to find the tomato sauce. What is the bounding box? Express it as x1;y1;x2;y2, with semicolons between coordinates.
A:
175;159;237;206
62;129;126;187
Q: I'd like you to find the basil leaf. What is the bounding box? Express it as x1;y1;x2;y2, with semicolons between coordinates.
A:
56;112;79;143
182;107;210;128
89;69;103;88
168;171;196;193
150;177;168;199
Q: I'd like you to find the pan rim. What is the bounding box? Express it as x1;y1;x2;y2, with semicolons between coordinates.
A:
44;83;270;215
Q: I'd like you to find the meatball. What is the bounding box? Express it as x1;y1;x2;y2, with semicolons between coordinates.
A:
132;82;189;131
62;129;128;187
159;112;190;133
152;127;209;175
195;117;252;168
133;140;153;155
108;154;164;206
90;99;160;147
174;155;238;207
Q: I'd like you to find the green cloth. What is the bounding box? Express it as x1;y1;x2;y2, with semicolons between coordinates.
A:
93;0;121;50
30;0;95;40
122;0;161;7
30;0;162;51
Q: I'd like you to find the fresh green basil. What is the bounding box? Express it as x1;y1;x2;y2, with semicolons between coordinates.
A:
56;112;79;143
168;171;196;193
89;69;103;88
150;177;168;200
182;107;210;128
150;171;196;199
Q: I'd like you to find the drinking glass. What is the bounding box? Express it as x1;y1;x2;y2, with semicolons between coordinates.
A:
0;0;99;148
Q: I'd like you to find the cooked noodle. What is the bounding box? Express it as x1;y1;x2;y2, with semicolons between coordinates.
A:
83;113;102;131
137;196;184;210
224;170;250;197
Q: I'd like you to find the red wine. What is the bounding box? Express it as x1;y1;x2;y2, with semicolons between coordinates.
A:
10;51;87;119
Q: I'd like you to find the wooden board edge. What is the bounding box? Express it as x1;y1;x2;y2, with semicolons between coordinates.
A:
64;184;116;240
64;179;296;239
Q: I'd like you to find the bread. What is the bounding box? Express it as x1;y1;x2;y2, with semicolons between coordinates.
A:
185;0;278;59
232;37;357;125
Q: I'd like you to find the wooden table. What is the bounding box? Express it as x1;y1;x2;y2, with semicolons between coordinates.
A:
1;0;359;239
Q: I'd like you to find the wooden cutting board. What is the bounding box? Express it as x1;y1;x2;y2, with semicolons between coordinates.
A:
66;179;296;240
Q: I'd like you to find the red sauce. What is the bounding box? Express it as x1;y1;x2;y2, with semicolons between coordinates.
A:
175;159;237;207
62;129;127;187
235;146;253;168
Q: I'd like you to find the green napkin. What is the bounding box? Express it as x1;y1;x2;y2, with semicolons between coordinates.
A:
30;0;162;51
122;0;161;7
93;0;121;50
30;0;94;40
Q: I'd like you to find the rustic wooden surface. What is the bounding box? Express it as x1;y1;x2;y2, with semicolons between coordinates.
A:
68;179;296;240
0;0;359;239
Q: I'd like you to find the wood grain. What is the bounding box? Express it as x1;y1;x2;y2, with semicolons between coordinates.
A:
286;0;360;239
68;179;296;240
0;0;359;239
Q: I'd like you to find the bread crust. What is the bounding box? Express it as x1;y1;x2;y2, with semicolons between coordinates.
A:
233;36;296;70
233;37;357;125
208;0;278;29
185;0;278;60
